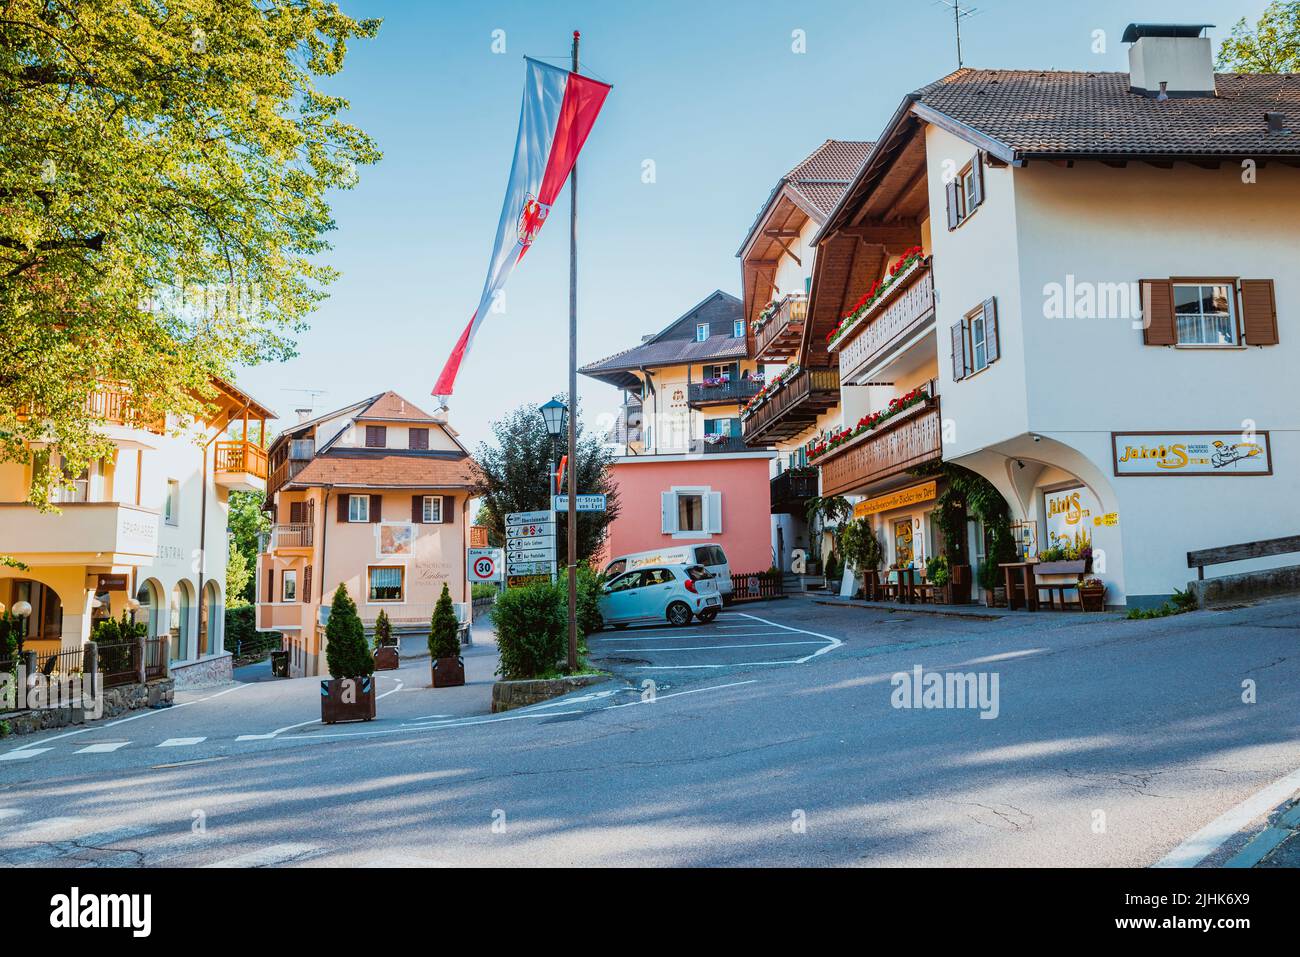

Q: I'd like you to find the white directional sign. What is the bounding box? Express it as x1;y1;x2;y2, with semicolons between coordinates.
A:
552;494;607;513
506;543;556;562
506;522;555;539
505;510;555;526
506;559;555;576
467;547;504;583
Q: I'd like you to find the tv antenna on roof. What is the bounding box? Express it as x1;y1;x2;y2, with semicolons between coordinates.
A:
933;0;982;69
280;387;327;417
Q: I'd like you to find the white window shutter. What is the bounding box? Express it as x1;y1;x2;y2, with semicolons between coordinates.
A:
707;492;723;534
661;492;676;533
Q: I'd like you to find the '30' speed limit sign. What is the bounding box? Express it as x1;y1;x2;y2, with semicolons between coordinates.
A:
467;547;503;583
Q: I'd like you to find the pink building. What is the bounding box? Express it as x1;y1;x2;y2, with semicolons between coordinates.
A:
582;291;777;577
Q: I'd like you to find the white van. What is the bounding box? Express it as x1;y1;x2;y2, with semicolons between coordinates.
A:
604;545;732;605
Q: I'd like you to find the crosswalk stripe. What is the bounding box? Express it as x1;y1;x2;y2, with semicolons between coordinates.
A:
1;824;158;866
157;737;206;747
0;748;51;761
75;742;130;754
202;843;320;868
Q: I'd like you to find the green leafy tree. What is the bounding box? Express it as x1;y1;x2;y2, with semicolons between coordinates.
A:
324;583;372;679
428;583;460;660
0;1;381;505
840;518;884;590
227;490;270;603
473;399;620;564
1218;2;1300;72
225;536;251;607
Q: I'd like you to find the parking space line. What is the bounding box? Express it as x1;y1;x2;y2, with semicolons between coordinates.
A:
603;640;825;653
599;630;785;642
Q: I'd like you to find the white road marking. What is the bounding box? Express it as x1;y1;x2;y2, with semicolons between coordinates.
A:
3;816;86;840
1155;764;1300;867
604;640;825;653
237;677;403;740
624;612;843;670
75;742;130;754
0;748;51;761
599;630;785;642
158;737;206;747
203;842;321;868
0;809;24;821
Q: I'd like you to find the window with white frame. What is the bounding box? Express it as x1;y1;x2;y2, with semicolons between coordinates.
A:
367;566;403;602
733;319;744;338
164;479;180;526
695;322;709;342
422;495;441;523
281;569;297;602
661;487;722;536
969;309;988;373
1173;282;1237;345
348;494;370;522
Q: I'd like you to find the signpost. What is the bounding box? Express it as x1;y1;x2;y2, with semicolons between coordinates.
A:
467;547;504;583
505;510;558;581
552;493;606;513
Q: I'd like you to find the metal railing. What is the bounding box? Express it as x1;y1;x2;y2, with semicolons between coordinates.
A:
98;639;141;688
687;378;763;406
688;433;750;454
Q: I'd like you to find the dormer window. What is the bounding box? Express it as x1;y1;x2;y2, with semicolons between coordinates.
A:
696;323;709;342
365;425;387;448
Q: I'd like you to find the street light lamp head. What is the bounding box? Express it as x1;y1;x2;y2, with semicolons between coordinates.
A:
540;399;568;439
12;600;32;619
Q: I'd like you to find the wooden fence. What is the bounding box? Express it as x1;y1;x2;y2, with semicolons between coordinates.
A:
729;572;785;603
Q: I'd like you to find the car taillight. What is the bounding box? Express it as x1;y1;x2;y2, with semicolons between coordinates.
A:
684;579;697;594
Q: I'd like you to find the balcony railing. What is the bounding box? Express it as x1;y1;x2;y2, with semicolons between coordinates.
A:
215;440;268;479
770;469;818;515
265;522;314;550
754;294;808;361
687;378;763;406
817;397;943;498
833;259;936;384
687;434;750;454
741;368;840;444
85;384;167;432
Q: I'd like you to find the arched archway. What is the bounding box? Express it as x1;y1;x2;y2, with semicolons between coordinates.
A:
135;578;164;638
201;580;223;656
170;580;194;661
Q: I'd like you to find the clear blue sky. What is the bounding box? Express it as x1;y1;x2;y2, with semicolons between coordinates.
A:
233;0;1269;446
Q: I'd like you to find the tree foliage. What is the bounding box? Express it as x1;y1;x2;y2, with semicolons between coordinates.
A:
0;1;381;504
227;489;269;602
1217;2;1300;72
428;582;460;659
324;582;371;679
473;399;620;564
225;535;251;606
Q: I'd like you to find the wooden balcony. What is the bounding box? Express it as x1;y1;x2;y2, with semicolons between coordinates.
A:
832;259;936;384
687;378;762;407
264;522;314;552
754;294;808;362
770;469;819;515
741;368;840;444
214;440;268;491
817;397;943;498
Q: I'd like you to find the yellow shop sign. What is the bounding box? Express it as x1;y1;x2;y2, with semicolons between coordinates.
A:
853;480;938;519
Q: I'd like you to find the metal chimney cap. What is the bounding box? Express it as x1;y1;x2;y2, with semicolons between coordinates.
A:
1122;23;1214;43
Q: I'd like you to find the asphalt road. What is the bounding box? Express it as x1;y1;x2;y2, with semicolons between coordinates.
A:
2;595;1298;867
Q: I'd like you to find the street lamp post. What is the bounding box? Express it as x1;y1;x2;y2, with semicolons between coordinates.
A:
539;397;577;671
540;399;567;486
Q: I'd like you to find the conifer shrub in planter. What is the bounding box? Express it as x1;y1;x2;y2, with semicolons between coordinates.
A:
372;608;399;670
429;583;465;687
321;584;376;724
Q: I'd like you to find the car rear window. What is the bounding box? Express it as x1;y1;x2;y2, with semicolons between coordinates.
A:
694;546;727;566
686;565;713;580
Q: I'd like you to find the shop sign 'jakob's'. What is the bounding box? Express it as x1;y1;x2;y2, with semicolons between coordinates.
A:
1111;432;1272;477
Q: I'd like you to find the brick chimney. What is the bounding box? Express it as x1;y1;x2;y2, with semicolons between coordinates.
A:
1124;23;1217;98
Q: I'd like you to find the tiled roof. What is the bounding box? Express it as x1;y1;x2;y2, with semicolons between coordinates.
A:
287;449;481;490
785;139;874;215
581;291;746;378
355;390;442;422
915;69;1300;157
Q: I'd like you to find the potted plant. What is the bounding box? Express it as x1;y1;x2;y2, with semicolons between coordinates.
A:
978;558;1004;607
429;583;465;688
823;551;840;590
925;554;951;603
372;608;399;670
1035;529;1093;576
321;584;376;724
1079;577;1106;612
840;518;884;600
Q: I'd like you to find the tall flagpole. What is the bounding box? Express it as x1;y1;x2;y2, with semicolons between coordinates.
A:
565;29;580;673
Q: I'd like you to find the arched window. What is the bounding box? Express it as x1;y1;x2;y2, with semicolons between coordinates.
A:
170;581;193;661
135;580;162;638
202;581;222;656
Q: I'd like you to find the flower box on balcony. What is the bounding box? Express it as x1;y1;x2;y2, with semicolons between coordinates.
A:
826;248;927;351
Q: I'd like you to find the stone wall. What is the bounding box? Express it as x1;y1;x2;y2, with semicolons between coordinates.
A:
170;652;233;689
491;674;610;714
0;678;174;738
1189;564;1300;608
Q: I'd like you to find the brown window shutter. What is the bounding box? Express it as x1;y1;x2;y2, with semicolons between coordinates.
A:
950;322;968;380
337;495;349;523
412;494;424;523
369;494;382;523
1240;279;1279;345
969;155;984;209
945;181;960;231
289;501;304;524
266;568;274;603
409;428;429;450
365;425;386;447
303;565;312;603
442;495;455;523
983;297;1000;363
1141;279;1176;345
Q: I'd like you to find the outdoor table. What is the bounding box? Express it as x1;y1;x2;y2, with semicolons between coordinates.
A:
897;566;917;604
999;561;1040;611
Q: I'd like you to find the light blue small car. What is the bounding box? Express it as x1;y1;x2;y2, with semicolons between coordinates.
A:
599;563;722;628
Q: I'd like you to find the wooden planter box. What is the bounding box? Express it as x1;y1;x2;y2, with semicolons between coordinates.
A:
432;656;465;688
373;645;400;671
863;572;881;601
1034;559;1089;576
1079;585;1106;612
949;564;971;604
320;676;376;724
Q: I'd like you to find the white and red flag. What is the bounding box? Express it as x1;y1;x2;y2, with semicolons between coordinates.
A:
433;57;611;399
